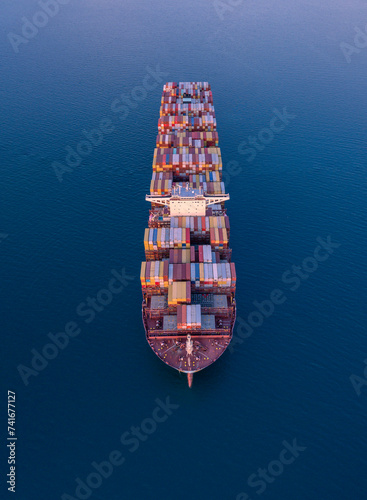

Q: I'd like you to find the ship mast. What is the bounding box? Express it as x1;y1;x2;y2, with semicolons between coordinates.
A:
186;335;194;388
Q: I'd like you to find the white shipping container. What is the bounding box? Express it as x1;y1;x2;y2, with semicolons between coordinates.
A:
221;263;227;286
202;245;206;262
170;228;174;248
218;263;223;285
187;306;191;327
213;263;218;283
207;245;213;262
196;304;201;328
226;263;231;286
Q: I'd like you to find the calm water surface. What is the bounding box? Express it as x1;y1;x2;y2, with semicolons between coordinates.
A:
1;1;367;499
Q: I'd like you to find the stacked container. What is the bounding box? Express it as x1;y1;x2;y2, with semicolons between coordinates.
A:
158;115;217;134
160;103;215;117
143;82;236;342
177;304;202;330
140;261;169;290
156;132;218;148
167;282;191;306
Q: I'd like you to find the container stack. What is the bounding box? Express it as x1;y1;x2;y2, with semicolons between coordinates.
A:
144;227;191;256
158;115;216;134
177;304;202;330
140;261;169;290
210;227;229;249
160;103;215;117
169;248;191;264
143;82;237;339
150;172;173;195
188;263;236;290
169;216;230;239
168;263;191;283
156;131;219;148
167;282;191;306
162;82;213;104
152;148;221;173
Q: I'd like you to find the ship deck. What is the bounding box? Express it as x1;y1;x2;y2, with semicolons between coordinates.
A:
147;335;231;373
143;301;235;373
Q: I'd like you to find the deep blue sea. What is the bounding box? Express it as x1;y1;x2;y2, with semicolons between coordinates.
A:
1;1;367;499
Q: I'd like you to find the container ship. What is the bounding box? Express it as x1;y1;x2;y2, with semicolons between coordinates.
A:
141;82;236;387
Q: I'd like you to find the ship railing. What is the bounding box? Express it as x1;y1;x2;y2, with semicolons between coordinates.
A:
143;285;236;297
147;330;232;338
145;306;234;318
148;220;171;229
144;248;232;261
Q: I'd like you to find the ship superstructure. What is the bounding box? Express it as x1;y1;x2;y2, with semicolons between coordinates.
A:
141;82;236;387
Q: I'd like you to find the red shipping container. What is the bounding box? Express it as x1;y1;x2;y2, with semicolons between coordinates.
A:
182;304;187;328
186;281;191;303
230;262;236;282
190;246;195;262
210;227;215;244
145;261;151;283
199;245;203;263
163;261;169;280
186;263;191;282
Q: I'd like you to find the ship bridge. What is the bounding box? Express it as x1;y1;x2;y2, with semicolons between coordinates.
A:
146;186;229;216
